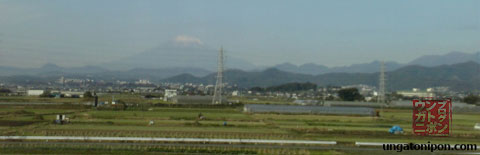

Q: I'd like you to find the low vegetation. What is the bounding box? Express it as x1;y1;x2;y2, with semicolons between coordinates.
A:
0;99;479;154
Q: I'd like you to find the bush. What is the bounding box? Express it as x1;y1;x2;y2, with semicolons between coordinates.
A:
144;94;158;99
338;88;364;101
34;115;44;120
0;88;11;93
39;90;53;98
83;91;94;98
464;94;480;105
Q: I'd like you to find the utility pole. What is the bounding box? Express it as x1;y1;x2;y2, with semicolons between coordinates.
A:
322;87;327;105
212;47;224;104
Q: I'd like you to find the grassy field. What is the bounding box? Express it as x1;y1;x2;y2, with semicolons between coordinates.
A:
0;97;479;154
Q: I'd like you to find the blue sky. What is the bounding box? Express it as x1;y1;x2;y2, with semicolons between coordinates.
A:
0;0;479;68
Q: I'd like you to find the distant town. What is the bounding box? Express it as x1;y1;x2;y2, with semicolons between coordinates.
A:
0;75;473;105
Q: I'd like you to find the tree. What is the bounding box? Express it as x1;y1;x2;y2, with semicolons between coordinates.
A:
389;92;404;100
464;94;480;105
83;91;94;98
249;87;265;92
266;82;317;92
338;88;364;101
144;94;159;99
0;88;11;93
39;90;52;98
118;100;128;110
0;88;11;96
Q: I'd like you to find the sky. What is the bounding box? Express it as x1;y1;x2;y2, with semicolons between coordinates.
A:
0;0;479;68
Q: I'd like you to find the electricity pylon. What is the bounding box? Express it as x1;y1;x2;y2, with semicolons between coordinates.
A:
212;47;224;104
378;61;386;104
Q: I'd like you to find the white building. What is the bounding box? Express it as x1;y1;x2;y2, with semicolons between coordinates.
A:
397;88;434;98
27;90;44;96
61;91;84;98
232;91;240;96
164;89;178;101
135;79;152;85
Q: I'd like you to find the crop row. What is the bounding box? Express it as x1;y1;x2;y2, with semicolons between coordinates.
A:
0;143;311;155
31;129;302;140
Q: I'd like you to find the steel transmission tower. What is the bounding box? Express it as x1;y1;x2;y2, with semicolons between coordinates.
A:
212;47;224;104
378;61;386;104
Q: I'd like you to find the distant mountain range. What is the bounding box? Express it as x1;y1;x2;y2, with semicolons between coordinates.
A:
272;61;404;75
1;51;480;91
272;51;480;75
0;63;211;82
1;51;478;77
97;67;211;81
408;51;480;67
163;61;480;91
0;63;108;76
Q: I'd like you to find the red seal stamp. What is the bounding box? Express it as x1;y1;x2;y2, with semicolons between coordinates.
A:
412;98;452;136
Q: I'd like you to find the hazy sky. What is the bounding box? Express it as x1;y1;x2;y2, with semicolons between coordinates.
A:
0;0;479;68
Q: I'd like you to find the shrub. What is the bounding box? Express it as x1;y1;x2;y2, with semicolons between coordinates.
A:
34;115;44;120
464;94;480;105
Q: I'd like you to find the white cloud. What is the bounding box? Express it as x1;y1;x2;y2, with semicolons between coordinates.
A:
174;35;204;45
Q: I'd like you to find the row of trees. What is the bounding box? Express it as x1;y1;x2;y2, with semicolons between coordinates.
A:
250;83;364;101
0;88;11;93
250;82;317;92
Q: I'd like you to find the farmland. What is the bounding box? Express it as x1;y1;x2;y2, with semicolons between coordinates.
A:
0;96;479;154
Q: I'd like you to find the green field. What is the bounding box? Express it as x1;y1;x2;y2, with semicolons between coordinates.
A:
0;96;479;154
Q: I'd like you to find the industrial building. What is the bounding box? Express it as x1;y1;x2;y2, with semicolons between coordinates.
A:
244;104;376;116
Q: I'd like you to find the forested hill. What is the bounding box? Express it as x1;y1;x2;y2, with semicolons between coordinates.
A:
162;61;480;91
